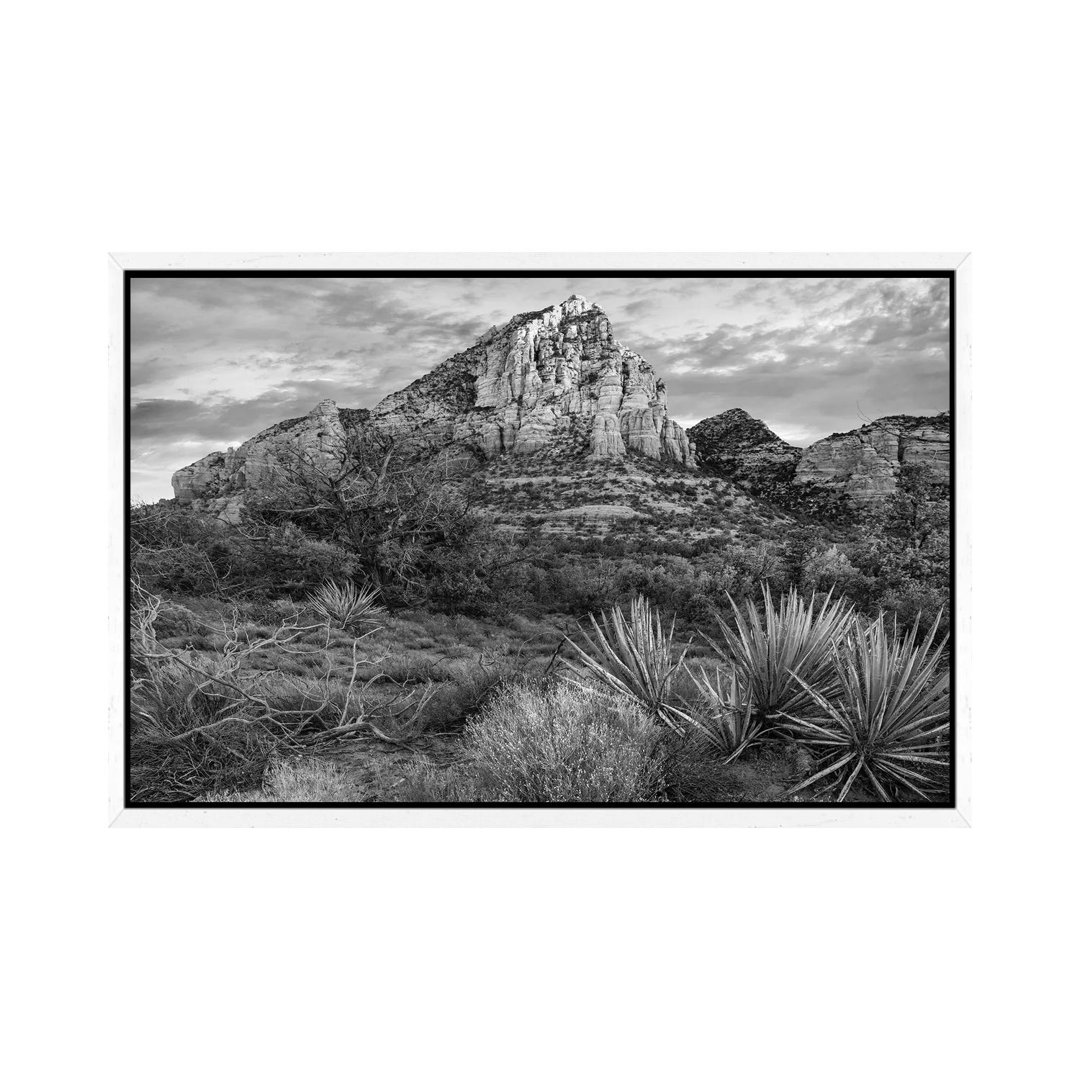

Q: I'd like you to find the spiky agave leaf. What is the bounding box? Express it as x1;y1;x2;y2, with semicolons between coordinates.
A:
781;609;951;802
309;579;384;631
714;585;855;720
561;595;697;735
684;663;763;764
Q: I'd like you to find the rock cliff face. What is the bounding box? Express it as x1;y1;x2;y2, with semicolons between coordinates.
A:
793;413;950;503
172;402;368;523
171;296;695;519
689;409;801;492
370;295;694;465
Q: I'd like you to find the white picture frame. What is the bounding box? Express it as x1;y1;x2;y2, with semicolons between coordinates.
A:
109;252;971;827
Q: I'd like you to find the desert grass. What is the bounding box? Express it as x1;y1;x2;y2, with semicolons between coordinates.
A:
200;757;358;802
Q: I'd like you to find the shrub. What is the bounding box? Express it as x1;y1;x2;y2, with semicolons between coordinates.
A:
712;586;854;719
151;601;202;640
781;610;950;802
130;655;277;802
452;679;665;802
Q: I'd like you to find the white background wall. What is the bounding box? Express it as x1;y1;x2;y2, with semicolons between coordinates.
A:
5;2;1074;1077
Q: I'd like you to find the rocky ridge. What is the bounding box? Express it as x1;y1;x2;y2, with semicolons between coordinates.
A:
172;296;696;521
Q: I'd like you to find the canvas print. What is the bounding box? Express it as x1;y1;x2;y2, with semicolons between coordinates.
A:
127;271;953;807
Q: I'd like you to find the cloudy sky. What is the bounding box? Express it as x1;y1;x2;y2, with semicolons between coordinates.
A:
130;275;950;502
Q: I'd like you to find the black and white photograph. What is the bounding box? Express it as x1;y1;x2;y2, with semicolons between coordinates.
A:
126;268;955;809
14;0;1080;1076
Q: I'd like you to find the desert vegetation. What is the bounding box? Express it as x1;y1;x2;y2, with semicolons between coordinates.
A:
130;501;950;805
130;410;950;806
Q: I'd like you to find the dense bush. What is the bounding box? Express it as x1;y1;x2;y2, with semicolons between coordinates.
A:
414;680;666;803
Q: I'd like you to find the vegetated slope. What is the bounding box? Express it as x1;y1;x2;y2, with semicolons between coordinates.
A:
470;451;794;541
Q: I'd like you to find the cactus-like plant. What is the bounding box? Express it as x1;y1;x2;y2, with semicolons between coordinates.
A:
781;611;950;802
714;585;855;719
684;664;763;763
562;595;695;735
308;580;384;631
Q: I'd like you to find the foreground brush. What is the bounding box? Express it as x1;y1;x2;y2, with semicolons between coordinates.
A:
781;610;950;802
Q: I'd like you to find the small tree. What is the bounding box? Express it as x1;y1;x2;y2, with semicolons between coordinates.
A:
241;431;507;609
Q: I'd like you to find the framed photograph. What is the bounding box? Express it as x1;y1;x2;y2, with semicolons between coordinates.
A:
110;253;970;826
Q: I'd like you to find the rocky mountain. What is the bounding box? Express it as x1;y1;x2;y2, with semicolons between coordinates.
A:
689;409;950;507
794;413;950;503
369;295;693;464
173;295;696;522
689;409;802;492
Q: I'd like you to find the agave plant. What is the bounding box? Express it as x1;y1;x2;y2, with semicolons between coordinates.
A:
713;585;854;719
308;579;384;631
781;610;951;802
684;663;763;763
562;595;697;735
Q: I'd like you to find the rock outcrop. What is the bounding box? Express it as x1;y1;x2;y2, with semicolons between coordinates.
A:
172;402;368;523
171;296;696;518
794;413;950;503
689;409;801;492
369;295;694;465
687;408;950;506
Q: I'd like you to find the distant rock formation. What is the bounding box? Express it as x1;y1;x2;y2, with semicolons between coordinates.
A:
689;409;801;492
688;408;950;506
794;413;950;503
172;296;696;519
